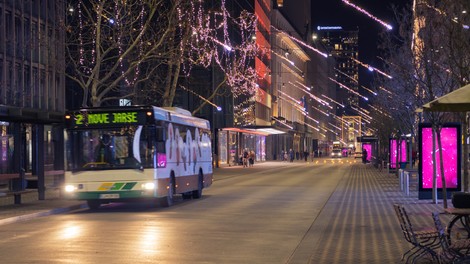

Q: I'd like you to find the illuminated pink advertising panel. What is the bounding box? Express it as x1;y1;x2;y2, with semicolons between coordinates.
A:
419;123;461;199
362;143;372;161
389;139;407;169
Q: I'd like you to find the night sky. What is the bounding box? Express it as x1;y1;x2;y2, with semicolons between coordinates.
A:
311;0;411;86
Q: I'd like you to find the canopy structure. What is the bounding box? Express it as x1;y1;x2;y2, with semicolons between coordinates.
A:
421;83;470;112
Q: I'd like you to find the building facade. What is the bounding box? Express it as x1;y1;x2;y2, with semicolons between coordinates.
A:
269;8;310;160
0;0;65;199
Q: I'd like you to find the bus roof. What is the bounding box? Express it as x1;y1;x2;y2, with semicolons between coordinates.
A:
153;106;210;129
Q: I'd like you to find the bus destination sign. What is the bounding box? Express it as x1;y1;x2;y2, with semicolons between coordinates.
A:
69;111;148;127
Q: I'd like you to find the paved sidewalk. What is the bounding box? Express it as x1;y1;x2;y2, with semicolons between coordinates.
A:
0;160;453;263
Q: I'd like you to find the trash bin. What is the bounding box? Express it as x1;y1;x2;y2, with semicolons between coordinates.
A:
399;162;407;169
452;192;470;208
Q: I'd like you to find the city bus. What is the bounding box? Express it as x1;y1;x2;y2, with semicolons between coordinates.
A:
63;106;213;209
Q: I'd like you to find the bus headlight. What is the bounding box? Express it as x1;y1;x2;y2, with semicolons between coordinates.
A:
65;185;76;192
142;182;155;190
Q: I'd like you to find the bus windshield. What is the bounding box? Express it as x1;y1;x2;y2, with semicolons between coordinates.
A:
66;125;158;171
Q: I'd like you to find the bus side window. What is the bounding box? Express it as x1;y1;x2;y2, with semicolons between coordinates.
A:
138;126;156;168
154;126;166;168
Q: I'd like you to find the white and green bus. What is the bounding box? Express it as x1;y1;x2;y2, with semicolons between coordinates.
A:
63;106;213;209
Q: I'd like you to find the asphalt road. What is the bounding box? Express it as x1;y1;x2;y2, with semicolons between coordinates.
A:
0;160;351;263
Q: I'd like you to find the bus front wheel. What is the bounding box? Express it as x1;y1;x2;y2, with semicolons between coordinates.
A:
161;178;175;207
192;172;203;199
87;200;101;210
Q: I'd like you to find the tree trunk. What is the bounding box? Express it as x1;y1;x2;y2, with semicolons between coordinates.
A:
432;127;438;204
395;138;400;178
436;126;447;208
462;113;469;192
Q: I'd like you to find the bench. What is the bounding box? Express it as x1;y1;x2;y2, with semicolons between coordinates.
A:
0;173;21;181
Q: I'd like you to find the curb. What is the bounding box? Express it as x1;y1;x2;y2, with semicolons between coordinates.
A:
0;203;87;226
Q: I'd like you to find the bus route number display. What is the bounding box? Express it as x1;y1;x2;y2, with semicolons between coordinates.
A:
73;111;143;126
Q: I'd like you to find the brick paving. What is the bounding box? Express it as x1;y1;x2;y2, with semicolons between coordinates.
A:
299;163;449;264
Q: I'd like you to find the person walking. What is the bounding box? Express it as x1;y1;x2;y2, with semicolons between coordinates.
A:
289;149;294;162
242;149;249;167
249;150;255;167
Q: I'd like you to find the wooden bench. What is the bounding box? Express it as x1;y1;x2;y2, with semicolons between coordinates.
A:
0;173;21;181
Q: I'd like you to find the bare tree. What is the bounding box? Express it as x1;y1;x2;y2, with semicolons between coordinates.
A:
376;0;469;207
65;0;257;109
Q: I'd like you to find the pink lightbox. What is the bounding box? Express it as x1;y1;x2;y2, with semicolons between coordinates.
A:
418;123;461;199
389;139;407;169
363;143;372;161
421;127;458;188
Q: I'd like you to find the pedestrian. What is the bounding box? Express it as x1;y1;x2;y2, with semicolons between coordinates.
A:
304;151;309;162
249;150;255;167
289;149;294;162
243;149;249;167
362;148;367;164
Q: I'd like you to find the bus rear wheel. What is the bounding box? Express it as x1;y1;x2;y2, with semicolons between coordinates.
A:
192;172;203;199
87;200;101;210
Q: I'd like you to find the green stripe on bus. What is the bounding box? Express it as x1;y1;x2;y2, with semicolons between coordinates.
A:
122;182;137;190
111;183;125;190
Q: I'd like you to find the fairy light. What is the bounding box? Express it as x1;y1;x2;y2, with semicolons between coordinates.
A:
272;50;301;72
311;105;330;117
342;0;393;30
378;86;393;95
350;57;393;79
72;0;258;107
369;105;392;118
78;1;84;67
303;122;320;132
328;122;342;131
422;2;469;29
271;26;328;58
182;1;259;98
321;94;345;108
294;81;331;107
272;117;294;129
334;68;377;95
288;81;331;107
322;125;338;134
351;106;373;122
278;91;308;115
328;77;369;101
180;86;221;110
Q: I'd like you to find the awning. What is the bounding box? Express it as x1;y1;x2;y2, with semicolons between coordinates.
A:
421;83;470;112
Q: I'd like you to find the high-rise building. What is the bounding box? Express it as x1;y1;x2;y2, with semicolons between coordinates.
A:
0;0;66;199
318;27;359;116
